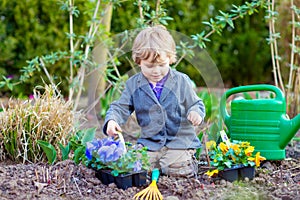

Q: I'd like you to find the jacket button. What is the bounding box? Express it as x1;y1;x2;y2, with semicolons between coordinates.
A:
158;121;163;125
159;132;164;136
157;109;161;113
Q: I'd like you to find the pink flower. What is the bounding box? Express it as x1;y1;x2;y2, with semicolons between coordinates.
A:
29;94;34;99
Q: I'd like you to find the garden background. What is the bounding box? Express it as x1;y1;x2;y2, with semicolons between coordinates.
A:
0;0;299;199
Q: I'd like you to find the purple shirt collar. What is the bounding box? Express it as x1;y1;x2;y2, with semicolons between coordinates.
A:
149;72;169;100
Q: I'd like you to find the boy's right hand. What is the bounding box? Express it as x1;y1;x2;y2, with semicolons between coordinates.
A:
106;120;122;137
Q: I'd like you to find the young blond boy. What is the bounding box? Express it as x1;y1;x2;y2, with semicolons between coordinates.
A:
103;25;205;177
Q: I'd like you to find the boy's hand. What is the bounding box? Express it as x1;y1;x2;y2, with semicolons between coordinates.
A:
187;111;203;126
106;120;122;137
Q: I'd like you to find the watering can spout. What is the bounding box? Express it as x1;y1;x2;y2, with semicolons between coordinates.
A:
279;113;300;148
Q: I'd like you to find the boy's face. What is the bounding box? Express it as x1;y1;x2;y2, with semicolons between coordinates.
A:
140;57;170;84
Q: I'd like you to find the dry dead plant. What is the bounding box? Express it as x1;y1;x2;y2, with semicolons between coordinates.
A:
0;85;79;163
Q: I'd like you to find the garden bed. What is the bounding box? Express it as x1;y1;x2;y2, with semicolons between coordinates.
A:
0;141;299;200
1;97;299;199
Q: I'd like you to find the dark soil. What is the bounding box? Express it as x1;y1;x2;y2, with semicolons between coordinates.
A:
0;115;299;200
0;141;299;200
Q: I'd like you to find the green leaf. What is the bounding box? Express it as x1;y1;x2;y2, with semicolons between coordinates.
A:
242;92;253;100
7;83;13;91
208;122;220;141
255;91;260;99
59;142;70;161
73;146;85;164
293;136;300;141
111;170;119;176
37;140;57;165
224;161;232;168
81;127;96;145
0;81;5;88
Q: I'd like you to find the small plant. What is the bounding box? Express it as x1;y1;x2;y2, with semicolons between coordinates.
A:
205;140;266;177
37;127;96;165
85;137;150;176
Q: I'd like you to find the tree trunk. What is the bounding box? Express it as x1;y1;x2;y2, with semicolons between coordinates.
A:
86;3;113;120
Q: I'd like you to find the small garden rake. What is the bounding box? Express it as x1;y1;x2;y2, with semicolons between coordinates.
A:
133;168;163;200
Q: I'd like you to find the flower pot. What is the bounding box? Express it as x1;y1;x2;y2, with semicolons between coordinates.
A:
239;166;255;180
219;167;239;182
219;166;255;182
96;170;148;189
95;170;114;185
132;170;147;187
114;173;133;190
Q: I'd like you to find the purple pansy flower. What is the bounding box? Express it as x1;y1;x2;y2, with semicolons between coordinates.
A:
6;74;14;79
86;137;125;163
133;160;142;172
29;94;34;100
85;139;102;160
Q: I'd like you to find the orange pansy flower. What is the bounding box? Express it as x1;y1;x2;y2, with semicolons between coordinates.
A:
254;152;266;167
219;142;229;154
205;169;219;177
245;146;254;156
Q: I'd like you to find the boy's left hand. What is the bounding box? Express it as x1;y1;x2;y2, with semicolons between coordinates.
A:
187;111;203;126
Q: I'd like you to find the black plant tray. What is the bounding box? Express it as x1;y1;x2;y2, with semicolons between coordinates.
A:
219;166;255;182
96;170;148;190
95;170;114;185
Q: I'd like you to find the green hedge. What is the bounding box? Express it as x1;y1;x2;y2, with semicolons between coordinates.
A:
0;0;272;97
111;0;272;87
0;0;90;96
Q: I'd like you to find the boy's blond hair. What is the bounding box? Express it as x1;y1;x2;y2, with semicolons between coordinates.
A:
132;25;177;65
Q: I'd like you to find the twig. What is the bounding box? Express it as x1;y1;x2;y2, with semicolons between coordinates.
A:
280;165;284;183
55;169;58;181
46;168;50;184
138;0;144;20
268;0;278;87
268;0;284;91
271;0;284;91
174;53;186;69
69;0;75;100
63;179;66;194
42;166;46;183
73;176;82;196
107;51;122;78
287;0;296;106
155;0;160;17
203;132;211;167
292;171;300;177
73;0;102;111
39;58;61;96
83;82;112;115
272;161;300;174
35;169;39;182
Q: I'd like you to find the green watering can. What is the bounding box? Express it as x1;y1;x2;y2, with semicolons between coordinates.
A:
220;84;300;160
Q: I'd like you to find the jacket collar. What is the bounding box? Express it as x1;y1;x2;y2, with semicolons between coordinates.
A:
136;69;177;103
160;69;176;102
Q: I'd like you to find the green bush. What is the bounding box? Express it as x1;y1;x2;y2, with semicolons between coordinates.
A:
0;0;90;96
111;0;271;87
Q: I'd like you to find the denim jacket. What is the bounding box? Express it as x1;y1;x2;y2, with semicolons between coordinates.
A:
103;69;205;151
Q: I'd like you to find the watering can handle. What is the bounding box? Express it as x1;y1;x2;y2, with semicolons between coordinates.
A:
220;84;285;125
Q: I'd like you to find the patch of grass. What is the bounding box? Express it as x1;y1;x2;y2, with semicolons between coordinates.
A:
221;182;268;200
